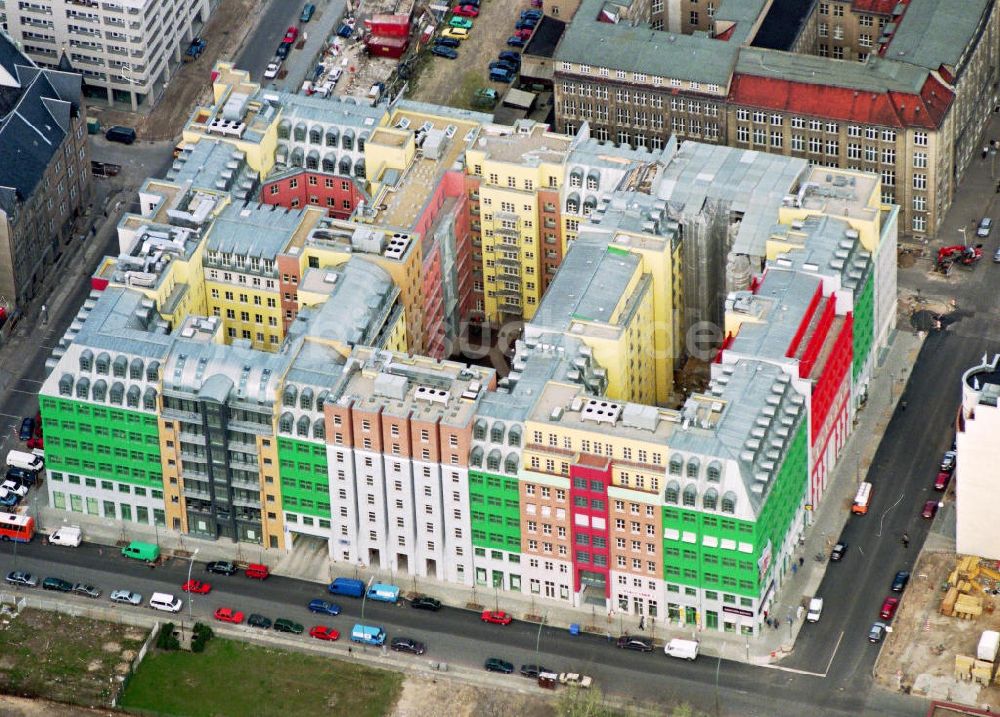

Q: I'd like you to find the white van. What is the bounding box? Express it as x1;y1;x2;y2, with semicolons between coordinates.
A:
149;592;183;613
663;638;699;661
6;450;43;472
49;526;82;547
806;597;824;623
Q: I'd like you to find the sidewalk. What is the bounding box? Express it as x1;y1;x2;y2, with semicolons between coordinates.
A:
34;325;925;665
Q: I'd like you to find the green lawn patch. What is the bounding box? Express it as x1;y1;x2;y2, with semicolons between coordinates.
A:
0;608;147;707
120;638;403;717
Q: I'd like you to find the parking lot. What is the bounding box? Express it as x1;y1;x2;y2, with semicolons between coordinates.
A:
408;0;540;110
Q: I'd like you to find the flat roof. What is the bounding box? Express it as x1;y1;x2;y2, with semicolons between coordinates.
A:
524;15;566;58
886;0;993;72
750;0;815;51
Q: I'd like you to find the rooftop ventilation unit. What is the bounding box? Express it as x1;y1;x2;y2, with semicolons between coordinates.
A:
414;385;450;406
581;398;622;425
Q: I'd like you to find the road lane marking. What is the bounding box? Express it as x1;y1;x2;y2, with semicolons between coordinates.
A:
877;490;906;538
823;630;844;675
10;389;39;395
760;663;825;677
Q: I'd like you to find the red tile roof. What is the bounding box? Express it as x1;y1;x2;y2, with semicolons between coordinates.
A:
852;0;902;14
729;72;953;129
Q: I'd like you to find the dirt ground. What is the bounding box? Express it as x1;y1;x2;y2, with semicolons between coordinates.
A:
391;675;556;717
0;695;122;716
875;551;1000;708
408;1;535;110
90;0;261;141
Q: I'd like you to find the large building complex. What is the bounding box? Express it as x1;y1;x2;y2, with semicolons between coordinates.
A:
544;0;998;238
0;0;213;110
38;63;897;636
0;31;90;311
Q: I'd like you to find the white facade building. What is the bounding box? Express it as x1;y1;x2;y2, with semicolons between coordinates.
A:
956;354;1000;561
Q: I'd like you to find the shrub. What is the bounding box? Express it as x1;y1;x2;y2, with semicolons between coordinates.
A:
156;623;179;651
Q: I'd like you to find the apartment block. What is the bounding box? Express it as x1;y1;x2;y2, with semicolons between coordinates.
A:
549;0;999;237
956;355;1000;561
0;33;90;310
1;0;213;110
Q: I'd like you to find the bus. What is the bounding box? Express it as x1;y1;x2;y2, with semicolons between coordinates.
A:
851;481;873;515
0;512;35;542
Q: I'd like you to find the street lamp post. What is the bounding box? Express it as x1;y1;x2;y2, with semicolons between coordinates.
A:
360;575;375;623
535;612;547;668
187;548;200;623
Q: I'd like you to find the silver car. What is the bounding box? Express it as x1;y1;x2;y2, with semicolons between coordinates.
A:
109;589;142;605
977;217;993;238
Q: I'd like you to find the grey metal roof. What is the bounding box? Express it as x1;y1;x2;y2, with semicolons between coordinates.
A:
72;287;173;359
162;336;290;405
736;47;930;94
285;338;348;390
728;268;820;361
885;0;993;72
278;91;385;128
300;258;398;346
554;0;739;84
167;139;256;194
206;202;301;259
771;215;873;295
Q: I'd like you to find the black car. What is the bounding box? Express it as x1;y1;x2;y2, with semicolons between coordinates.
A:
519;664;551;678
485;657;514;674
434;37;460;48
248;613;272;629
498;50;521;65
616;636;654;652
431;45;458;59
830;541;848;561
410;596;442;611
6;467;35;486
891;570;910;592
276;41;292;59
42;577;73;592
390;637;426;655
206;561;237;576
273;618;304;634
18;417;34;442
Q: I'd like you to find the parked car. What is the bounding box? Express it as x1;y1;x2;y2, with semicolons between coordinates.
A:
616;636;654;652
309;625;340;641
830;541;848;561
521;9;543;20
300;3;316;22
520;664;552;678
276;41;292;59
42;577;73;592
0;480;27;497
391;637;426;655
994;245;1000;263
485;657;514;674
181;579;212;594
515;18;537;30
308;599;342;616
481;609;513;625
5;571;37;587
18;417;34;441
448;16;473;29
274;618;304;634
410;596;442;611
922;499;940;519
489;61;517;73
453;5;479;16
891;571;911;592
109;590;142;605
490;68;515;83
213;607;245;624
941;450;956;472
880;596;900;620
431;45;458;59
514;27;533;40
434;37;460;48
0;493;18;507
498;50;521;64
264;61;282;79
559;672;593;688
206;561;237;576
72;583;101;599
441;27;469;40
977;217;993;238
104;126;136;144
506;35;526;47
283;26;299;44
868;621;887;643
248;613;272;629
934;470;951;491
462;0;480;5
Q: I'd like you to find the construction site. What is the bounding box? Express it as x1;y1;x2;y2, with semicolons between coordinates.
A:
876;552;1000;707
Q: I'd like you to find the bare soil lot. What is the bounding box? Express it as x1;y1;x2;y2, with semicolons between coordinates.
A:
408;1;534;110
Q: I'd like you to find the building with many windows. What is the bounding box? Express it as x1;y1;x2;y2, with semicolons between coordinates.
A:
38;65;899;635
549;0;999;237
1;0;213;110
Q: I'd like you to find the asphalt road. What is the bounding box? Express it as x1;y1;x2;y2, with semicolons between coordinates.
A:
234;0;305;82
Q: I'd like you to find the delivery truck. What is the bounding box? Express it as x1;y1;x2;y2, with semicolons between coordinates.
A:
663;638;699;661
48;526;82;547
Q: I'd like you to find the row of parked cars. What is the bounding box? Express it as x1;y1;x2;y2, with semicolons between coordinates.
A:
1;445;44;509
431;0;481;59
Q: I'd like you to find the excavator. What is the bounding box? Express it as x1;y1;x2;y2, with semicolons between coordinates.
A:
937;244;983;273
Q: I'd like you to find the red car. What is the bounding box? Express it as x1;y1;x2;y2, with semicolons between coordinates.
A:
284;25;299;43
181;579;212;594
934;471;951;491
880;596;900;619
26;437;43;451
481;609;512;625
309;625;340;641
514;28;532;40
453;5;479;16
214;607;245;624
922;500;940;519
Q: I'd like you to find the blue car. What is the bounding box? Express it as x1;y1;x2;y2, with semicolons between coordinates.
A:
521;10;542;20
18;417;33;442
489;61;517;73
0;493;19;507
515;18;537;30
498;51;521;65
431;45;458;59
308;599;342;616
507;36;526;47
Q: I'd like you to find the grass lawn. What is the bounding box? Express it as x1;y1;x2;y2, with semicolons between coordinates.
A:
121;638;403;717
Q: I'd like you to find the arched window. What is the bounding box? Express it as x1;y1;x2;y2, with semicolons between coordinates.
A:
354;159;366;178
59;374;73;396
130;357;144;380
300;387;314;411
669;454;683;476
470;446;483;467
96;352;110;375
293;123;306;142
707;460;722;482
338;156;352;175
146;361;160;382
296;415;310;437
487;449;502;471
508;426;521;447
79;349;93;372
306;150;319;170
75;376;90;399
112;355;128;378
109;381;124;405
308;126;322;144
322;154;336;172
682;483;697;507
325;128;339;147
126;385;141;408
490;422;505;443
143;387;157;410
313;418;325;440
703;488;718;510
92;379;107;402
279;412;294;433
504;453;519;474
664;480;679;504
316;390;329;411
283;384;297;407
686;457;700;479
721;491;737;514
473;419;487;440
342;129;354;151
277;120;290;140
